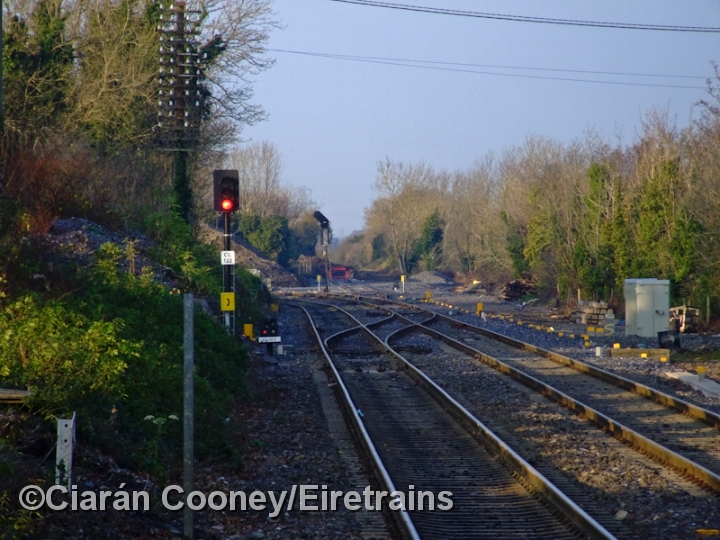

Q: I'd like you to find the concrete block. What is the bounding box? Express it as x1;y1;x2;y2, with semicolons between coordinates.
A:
666;372;720;398
609;348;670;359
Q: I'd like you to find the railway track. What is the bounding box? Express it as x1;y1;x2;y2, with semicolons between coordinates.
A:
292;299;615;540
362;298;720;490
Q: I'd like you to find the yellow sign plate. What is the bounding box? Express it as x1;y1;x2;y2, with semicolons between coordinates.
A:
221;292;235;311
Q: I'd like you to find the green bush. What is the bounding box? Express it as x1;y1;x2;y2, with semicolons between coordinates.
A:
0;295;136;417
75;243;248;463
0;241;249;469
141;211;221;295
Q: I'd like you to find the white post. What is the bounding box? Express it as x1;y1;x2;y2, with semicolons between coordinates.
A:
56;412;76;489
183;294;194;540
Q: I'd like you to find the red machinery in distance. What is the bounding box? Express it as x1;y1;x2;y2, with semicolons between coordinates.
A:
330;265;353;280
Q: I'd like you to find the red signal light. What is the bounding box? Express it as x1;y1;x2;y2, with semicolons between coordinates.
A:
221;199;233;211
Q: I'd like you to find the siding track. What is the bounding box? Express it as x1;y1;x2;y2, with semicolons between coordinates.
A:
349;296;720;492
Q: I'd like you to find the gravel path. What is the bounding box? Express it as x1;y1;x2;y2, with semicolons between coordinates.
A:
191;304;386;539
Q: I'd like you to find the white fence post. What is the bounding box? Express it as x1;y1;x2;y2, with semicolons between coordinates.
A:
56;412;76;489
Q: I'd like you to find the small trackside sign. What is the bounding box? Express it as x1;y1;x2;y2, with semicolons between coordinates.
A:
220;292;235;311
258;336;281;343
221;251;235;265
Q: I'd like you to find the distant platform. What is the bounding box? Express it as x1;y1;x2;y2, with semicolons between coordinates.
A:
0;388;31;403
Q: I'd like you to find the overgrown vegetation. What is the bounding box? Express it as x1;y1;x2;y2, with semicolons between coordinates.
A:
1;240;248;461
335;100;720;319
0;0;279;535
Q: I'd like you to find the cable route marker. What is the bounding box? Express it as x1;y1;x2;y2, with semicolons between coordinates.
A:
221;251;235;265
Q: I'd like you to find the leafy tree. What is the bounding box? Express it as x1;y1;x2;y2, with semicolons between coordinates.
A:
371;234;387;262
3;0;74;132
500;211;528;278
237;213;292;265
572;163;617;299
410;210;444;272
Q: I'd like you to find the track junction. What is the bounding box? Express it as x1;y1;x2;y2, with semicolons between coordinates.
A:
278;286;720;539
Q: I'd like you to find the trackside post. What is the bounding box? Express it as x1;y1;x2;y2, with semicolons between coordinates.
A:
183;294;194;540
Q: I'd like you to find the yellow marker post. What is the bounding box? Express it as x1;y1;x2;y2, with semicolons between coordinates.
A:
587;326;595;333
584;341;591;347
271;303;279;312
596;327;604;334
221;292;235;312
613;343;621;349
641;353;648;358
476;302;483;316
243;323;253;340
425;291;432;302
660;357;668;363
558;332;564;337
581;334;589;340
547;327;553;333
569;334;575;339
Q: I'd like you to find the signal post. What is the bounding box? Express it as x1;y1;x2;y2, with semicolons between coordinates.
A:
213;170;239;333
313;211;331;293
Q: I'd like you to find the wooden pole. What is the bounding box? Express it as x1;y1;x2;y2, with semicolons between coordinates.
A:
707;295;711;324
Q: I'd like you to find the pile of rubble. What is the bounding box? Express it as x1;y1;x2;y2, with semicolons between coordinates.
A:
198;224;302;288
499;278;537;301
573;300;615;326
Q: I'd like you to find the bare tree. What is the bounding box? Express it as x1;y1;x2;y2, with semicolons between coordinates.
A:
441;156;508;276
196;0;277;126
226;140;316;219
369;158;441;274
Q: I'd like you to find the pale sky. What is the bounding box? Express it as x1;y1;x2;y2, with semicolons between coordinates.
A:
244;0;719;237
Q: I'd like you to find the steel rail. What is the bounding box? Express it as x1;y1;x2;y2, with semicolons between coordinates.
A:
424;307;720;429
321;310;395;348
358;294;720;428
291;302;421;540
299;298;617;540
370;301;720;492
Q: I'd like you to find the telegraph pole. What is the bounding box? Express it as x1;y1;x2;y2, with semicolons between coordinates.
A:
157;0;202;221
